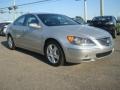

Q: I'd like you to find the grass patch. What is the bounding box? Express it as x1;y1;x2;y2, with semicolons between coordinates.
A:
116;23;120;34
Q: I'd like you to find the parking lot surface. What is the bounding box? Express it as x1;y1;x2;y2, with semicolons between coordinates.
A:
0;36;120;90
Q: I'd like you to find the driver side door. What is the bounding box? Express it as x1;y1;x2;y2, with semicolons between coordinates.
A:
21;14;43;52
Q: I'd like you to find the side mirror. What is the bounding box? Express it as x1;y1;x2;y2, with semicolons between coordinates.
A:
29;23;41;29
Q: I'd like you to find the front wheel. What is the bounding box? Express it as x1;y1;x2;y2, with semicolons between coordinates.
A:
7;36;16;50
112;30;116;39
45;41;65;66
0;30;4;36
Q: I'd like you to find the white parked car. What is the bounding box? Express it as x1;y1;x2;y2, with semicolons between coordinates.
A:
0;21;12;36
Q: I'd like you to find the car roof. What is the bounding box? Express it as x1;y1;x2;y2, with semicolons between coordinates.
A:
93;16;115;18
23;13;66;16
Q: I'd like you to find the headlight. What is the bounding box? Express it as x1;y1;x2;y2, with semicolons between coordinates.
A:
67;36;95;46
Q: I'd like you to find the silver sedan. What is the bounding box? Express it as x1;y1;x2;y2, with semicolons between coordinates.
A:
6;13;114;66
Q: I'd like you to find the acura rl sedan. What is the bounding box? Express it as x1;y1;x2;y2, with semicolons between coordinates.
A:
6;13;114;66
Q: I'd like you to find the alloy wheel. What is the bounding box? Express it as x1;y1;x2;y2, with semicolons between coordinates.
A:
46;44;60;64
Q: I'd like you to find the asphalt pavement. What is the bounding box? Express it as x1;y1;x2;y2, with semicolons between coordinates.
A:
0;36;120;90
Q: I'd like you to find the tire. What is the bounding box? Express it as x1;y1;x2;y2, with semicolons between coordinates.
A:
45;41;65;66
112;30;116;39
0;30;4;36
7;35;16;50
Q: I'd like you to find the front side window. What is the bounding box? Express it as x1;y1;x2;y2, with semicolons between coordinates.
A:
14;15;26;26
37;14;78;26
25;15;39;26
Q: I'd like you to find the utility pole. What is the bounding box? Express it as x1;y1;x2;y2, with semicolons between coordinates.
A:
13;0;16;20
75;0;87;22
84;0;87;22
100;0;104;16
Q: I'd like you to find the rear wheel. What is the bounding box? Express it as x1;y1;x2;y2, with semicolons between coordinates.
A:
7;36;16;50
45;41;65;66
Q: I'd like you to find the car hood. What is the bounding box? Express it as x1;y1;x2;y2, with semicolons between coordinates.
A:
46;25;111;39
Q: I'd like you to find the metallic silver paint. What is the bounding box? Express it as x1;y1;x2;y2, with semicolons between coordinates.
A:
6;13;114;63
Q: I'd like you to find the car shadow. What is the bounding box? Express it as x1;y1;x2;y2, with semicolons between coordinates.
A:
1;41;79;66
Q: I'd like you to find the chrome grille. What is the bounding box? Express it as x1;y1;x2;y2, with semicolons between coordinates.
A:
97;37;111;46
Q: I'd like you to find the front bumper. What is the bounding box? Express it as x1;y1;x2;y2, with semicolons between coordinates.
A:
65;46;114;63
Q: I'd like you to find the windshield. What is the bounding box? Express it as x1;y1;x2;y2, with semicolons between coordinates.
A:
93;16;112;21
37;14;78;26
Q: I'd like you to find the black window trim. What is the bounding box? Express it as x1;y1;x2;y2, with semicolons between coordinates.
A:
13;15;26;26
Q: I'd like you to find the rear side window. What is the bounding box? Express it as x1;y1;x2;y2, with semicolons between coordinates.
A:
14;15;26;26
